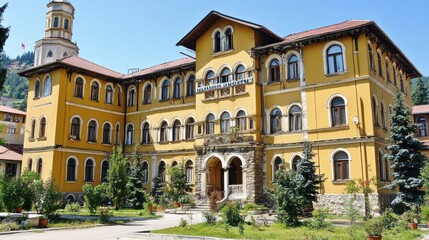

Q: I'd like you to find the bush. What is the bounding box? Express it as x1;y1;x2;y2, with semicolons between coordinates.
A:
364;217;384;237
35;178;62;216
0;222;20;231
203;211;217;225
381;208;398;230
221;202;244;227
99;207;111;223
243;203;255;212
179;218;187;228
20;171;42;211
306;209;332;230
422;206;429;222
65;202;81;212
209;190;222;212
178;194;193;204
0;175;24;212
401;208;419;223
82;183;107;214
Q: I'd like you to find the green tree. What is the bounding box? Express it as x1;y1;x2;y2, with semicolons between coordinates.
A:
35;178;62;216
268;167;305;227
126;151;147;209
167;162;192;203
412;77;429;105
0;3;10;90
106;145;129;210
0;175;24;212
150;176;165;204
82;183;108;214
20;170;42;211
385;91;426;210
297;141;325;208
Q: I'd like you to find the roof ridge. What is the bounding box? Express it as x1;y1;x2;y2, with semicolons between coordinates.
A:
284;20;371;39
62;55;124;76
129;57;195;76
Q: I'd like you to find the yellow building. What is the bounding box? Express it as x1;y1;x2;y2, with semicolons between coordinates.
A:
20;2;421;213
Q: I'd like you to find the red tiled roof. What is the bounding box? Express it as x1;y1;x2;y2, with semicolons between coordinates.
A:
413;105;429;115
0;106;26;115
0;146;22;162
124;57;195;79
60;55;124;79
283;20;372;43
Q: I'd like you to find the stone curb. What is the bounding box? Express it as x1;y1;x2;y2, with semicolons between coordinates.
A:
131;233;233;240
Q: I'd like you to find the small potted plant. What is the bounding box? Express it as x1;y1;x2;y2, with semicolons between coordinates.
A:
421;206;429;227
178;194;193;210
364;217;383;240
167;202;178;214
402;209;419;230
38;215;48;228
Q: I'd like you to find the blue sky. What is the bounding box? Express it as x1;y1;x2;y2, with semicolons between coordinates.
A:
3;0;429;76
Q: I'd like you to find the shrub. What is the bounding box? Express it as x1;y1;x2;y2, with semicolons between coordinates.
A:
65;202;81;212
238;223;244;235
35;178;62;216
422;206;429;223
179;218;187;228
306;209;332;230
364;217;384;237
82;183;107;214
221;202;244;227
243;203;255;212
99;207;111;223
0;222;20;231
203;211;217;225
20;171;42;211
0;175;24;212
401;208;419;223
178;194;193;204
380;208;398;230
209;190;222;212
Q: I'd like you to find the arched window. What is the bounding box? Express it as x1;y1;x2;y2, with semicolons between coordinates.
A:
47;51;53;58
213;31;221;53
39;117;46;138
30;119;36;139
84;159;94;182
287;55;299;80
333;151;350;180
173;78;182;99
126;161;131;175
171;161;178;167
66;157;77;181
70;117;81;140
117;87;122;106
205;71;215;85
378;151;385;181
205;113;215;135
372;96;379;127
53;17;59;28
224;28;233;51
160;121;168;142
36;158;43;175
381;103;386;129
142;161;149;183
289;105;302;132
74;77;84;98
270;108;282;133
330;97;346;127
377;52;383;77
28;159;33;171
158;162;166;182
105;85;113;104
393;68;397;86
220;112;230;133
44;75;52;96
64;19;69;30
115;123;120;145
186;75;195;97
126;124;134;146
385;61;391;82
143;84;152;104
235;65;246;80
63;52;68;57
35;80;41;98
87;120;97;142
185;118;195;140
90;81;100;101
273;157;283;180
102;123;111;144
161;80;170;101
326;45;344;74
101;161;109;182
220;68;231;83
127;88;135;106
172;120;181;141
419;117;428;137
400;76;404;93
186;160;193;183
368;44;375;71
269;59;280;82
142;122;151;144
291;155;301;171
235;110;246;131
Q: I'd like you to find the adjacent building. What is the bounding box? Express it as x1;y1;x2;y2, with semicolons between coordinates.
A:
19;1;421;212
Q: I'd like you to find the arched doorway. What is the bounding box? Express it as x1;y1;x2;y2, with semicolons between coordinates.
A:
229;157;243;185
206;157;224;195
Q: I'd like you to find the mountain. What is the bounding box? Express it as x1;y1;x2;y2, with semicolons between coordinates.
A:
0;51;33;111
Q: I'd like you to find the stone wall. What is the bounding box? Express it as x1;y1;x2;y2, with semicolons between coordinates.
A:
315;193;380;216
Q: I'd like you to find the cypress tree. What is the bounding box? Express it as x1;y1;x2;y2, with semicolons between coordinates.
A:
385;91;426;210
412;78;429;105
297;141;325;207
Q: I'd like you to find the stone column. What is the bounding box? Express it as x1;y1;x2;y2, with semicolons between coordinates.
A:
201;170;206;198
242;168;247;200
224;168;229;199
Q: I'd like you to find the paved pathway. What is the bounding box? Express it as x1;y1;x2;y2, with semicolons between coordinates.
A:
0;213;205;240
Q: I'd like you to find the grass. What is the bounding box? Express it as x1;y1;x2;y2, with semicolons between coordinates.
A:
47;218;100;228
57;206;159;218
153;222;424;240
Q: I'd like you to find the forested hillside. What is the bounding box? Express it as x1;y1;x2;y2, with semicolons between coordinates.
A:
0;51;33;111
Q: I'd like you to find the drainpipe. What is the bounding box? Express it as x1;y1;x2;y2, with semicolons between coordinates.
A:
123;82;128;153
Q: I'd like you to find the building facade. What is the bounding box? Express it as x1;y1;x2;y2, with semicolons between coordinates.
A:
20;1;421;212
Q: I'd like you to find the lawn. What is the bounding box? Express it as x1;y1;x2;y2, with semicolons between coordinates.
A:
153;222;424;240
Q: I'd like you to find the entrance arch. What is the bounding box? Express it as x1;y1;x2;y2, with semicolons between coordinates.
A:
205;157;224;195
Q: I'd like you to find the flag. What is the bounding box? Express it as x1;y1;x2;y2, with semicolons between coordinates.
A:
21;43;25;50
